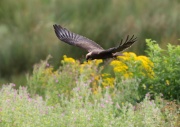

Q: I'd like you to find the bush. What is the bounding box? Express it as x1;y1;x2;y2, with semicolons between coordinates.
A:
145;39;180;100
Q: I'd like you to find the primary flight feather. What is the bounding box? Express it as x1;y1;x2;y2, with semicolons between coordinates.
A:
53;24;137;61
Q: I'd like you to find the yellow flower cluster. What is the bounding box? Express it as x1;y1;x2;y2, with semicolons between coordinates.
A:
95;59;103;66
136;55;154;78
62;55;75;64
102;77;115;88
119;52;137;60
110;60;128;73
91;74;100;94
41;54;154;95
111;52;154;78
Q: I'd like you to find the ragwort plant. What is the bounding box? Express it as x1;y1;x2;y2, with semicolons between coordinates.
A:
27;55;104;105
110;40;180;102
110;52;154;104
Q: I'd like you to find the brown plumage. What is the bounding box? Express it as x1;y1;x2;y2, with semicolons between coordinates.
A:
53;24;137;61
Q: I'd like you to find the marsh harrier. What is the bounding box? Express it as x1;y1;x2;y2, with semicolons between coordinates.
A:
53;24;137;61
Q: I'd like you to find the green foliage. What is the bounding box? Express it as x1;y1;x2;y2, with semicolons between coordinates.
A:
145;39;180;100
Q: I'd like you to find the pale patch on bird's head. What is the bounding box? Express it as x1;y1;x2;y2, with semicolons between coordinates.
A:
86;52;93;61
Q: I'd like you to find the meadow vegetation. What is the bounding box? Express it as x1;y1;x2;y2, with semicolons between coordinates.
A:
0;40;179;126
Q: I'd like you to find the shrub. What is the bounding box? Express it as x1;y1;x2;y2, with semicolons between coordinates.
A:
145;39;180;100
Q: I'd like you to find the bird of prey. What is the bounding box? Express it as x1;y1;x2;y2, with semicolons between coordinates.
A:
53;24;137;61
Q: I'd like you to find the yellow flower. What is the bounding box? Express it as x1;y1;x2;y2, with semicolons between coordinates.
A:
110;60;121;66
123;72;133;79
94;59;103;66
94;75;100;81
124;52;137;57
136;55;154;78
118;52;137;60
93;90;98;94
111;52;155;79
92;81;98;93
84;60;92;65
62;55;75;64
110;60;128;73
102;77;115;88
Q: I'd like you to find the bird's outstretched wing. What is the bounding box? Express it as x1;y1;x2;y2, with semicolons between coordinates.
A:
53;24;104;52
101;35;137;53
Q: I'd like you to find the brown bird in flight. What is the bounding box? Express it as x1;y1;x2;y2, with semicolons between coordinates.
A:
53;24;137;61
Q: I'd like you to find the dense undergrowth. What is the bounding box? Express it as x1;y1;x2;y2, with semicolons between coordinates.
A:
0;40;179;126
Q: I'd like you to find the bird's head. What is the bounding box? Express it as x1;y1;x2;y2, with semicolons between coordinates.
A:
86;52;93;61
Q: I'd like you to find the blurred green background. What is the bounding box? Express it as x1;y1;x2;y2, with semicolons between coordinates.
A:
0;0;180;85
